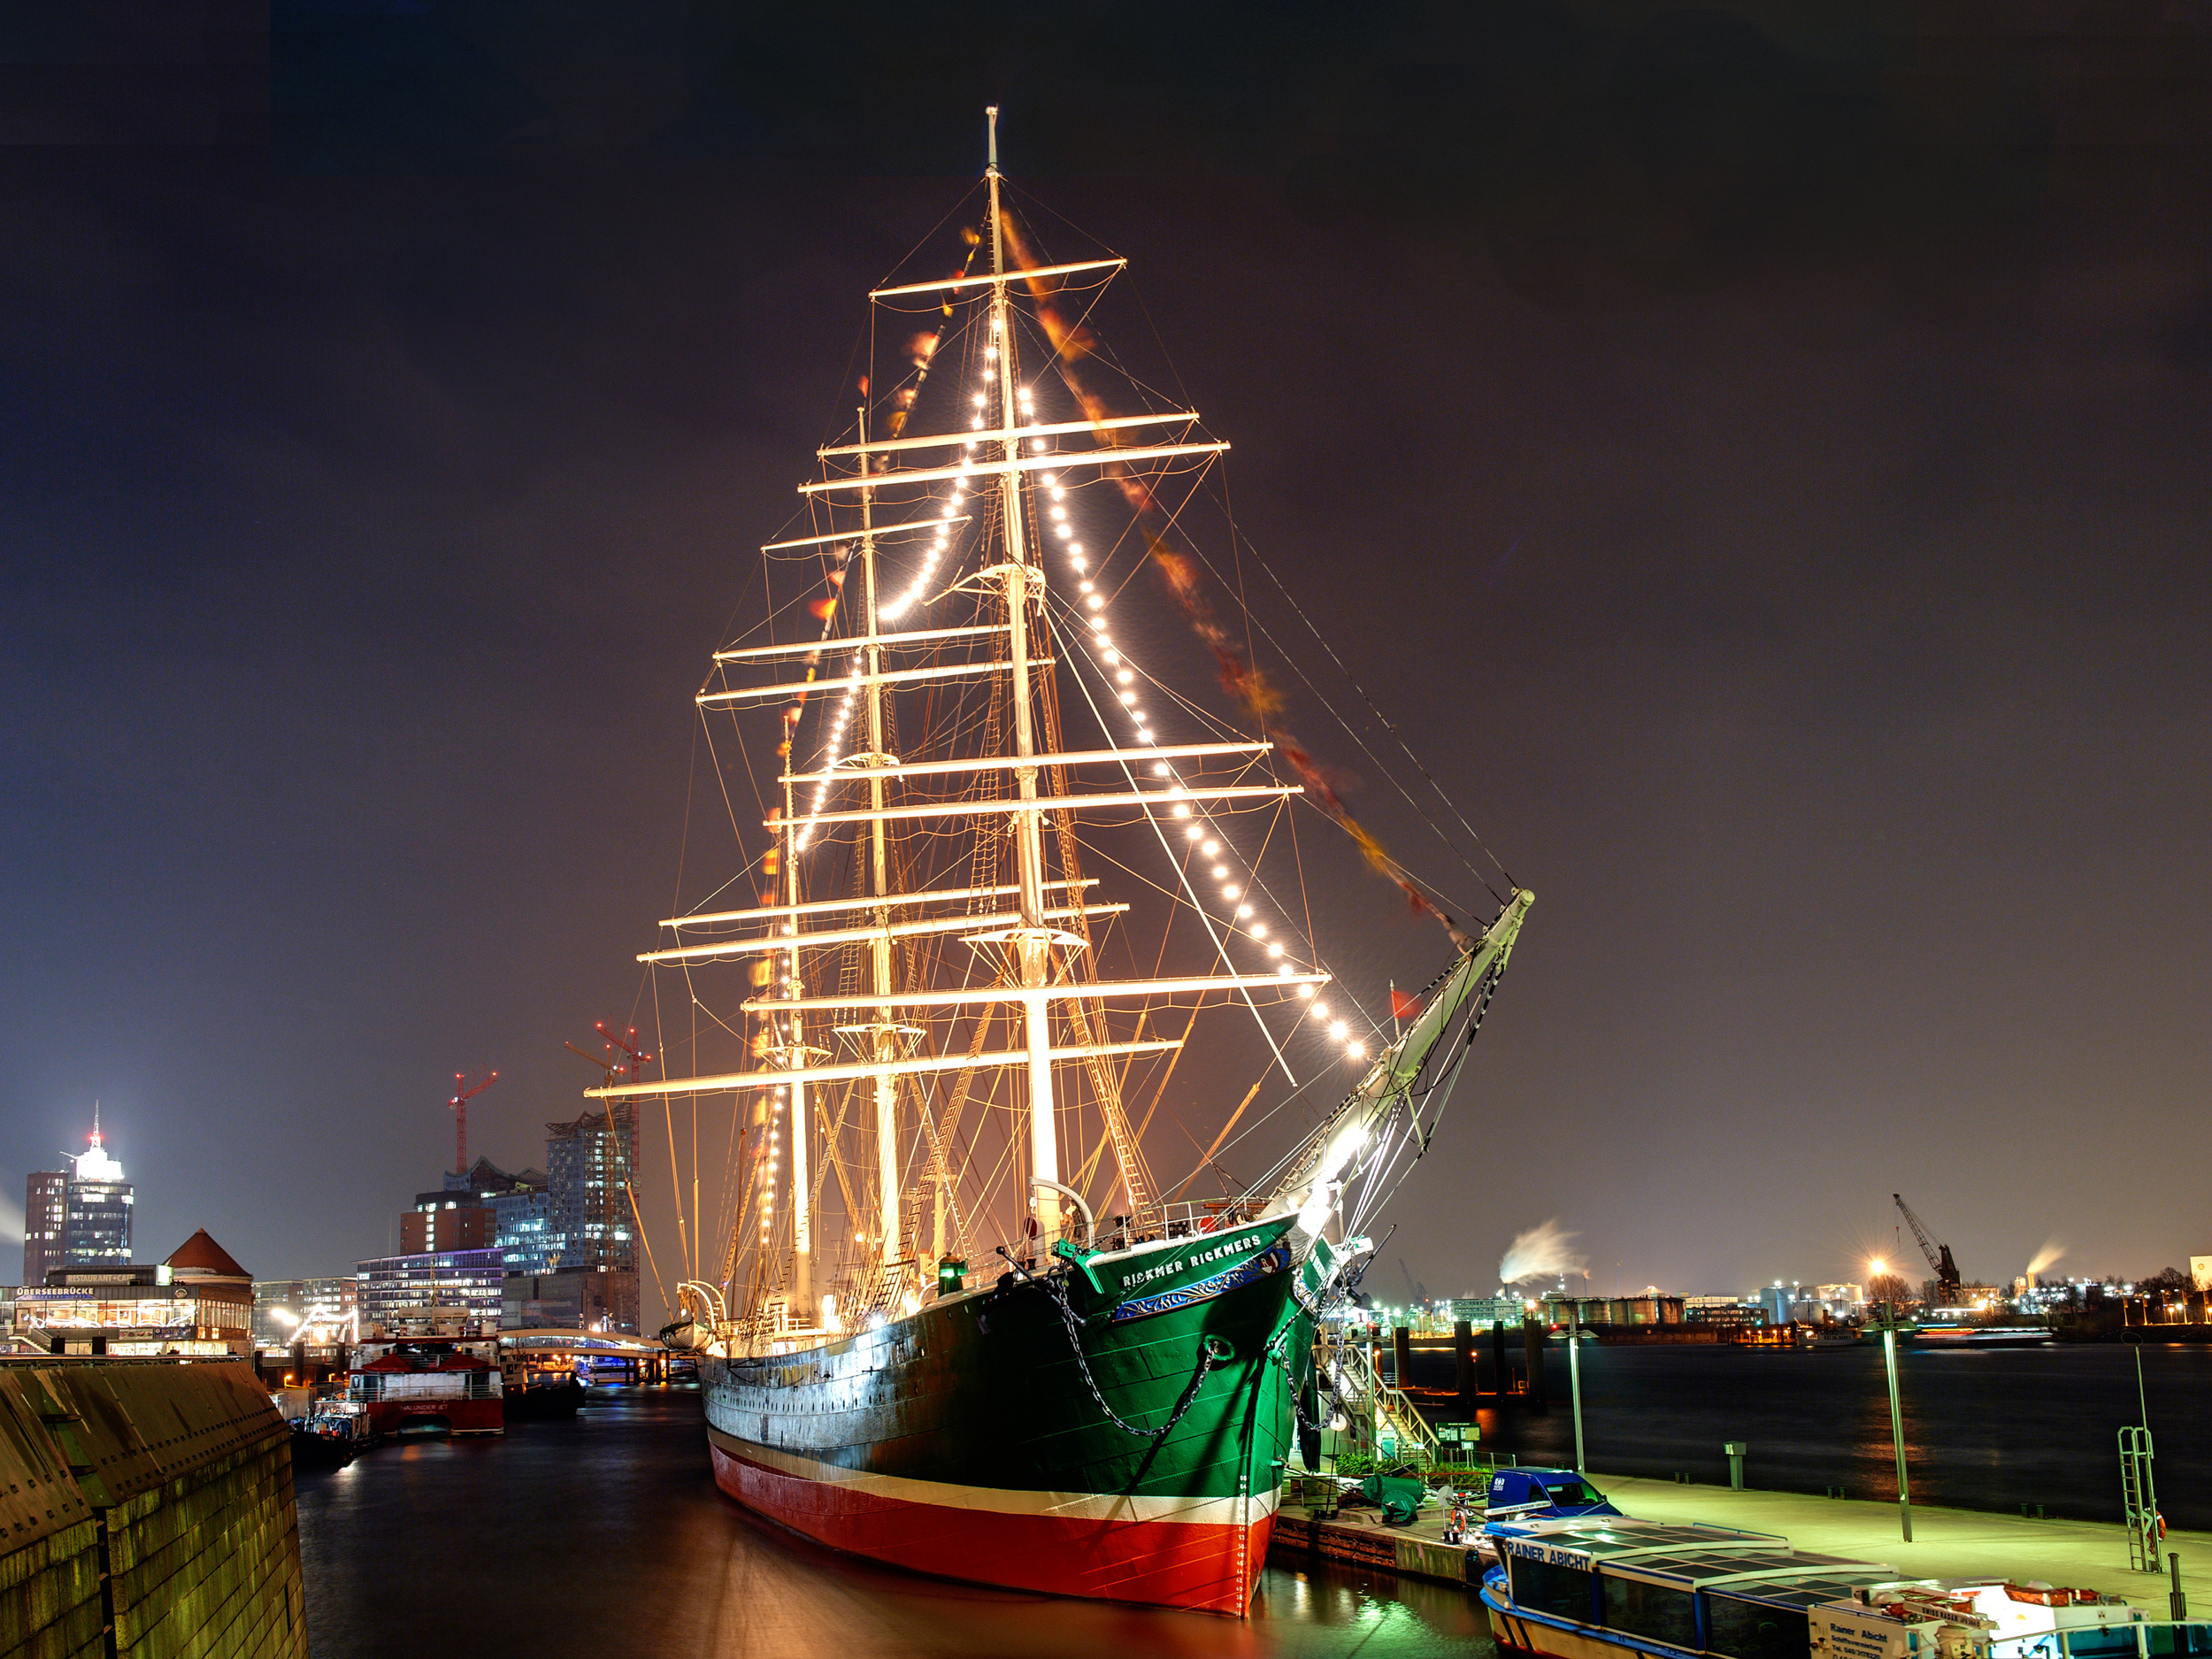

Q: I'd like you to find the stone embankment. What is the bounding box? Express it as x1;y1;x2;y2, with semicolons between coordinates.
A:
0;1358;306;1659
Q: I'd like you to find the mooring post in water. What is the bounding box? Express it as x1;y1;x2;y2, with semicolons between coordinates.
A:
1725;1440;1747;1491
1454;1320;1476;1401
1393;1325;1413;1394
1880;1303;1913;1541
1524;1315;1546;1401
1568;1310;1586;1472
1492;1319;1509;1397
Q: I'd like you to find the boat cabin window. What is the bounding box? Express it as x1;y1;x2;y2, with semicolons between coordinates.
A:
1601;1573;1698;1649
2146;1625;2212;1656
2064;1630;2147;1659
1541;1479;1603;1507
1705;1594;1809;1659
1509;1555;1596;1621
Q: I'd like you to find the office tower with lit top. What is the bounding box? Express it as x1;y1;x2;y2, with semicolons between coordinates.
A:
54;1117;134;1272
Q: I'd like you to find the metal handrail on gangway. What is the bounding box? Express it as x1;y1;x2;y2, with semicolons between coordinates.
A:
1321;1331;1441;1463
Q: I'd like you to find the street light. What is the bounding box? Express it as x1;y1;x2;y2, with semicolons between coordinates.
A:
1875;1300;1914;1541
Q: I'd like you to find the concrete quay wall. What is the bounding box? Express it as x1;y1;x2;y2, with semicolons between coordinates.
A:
0;1360;307;1659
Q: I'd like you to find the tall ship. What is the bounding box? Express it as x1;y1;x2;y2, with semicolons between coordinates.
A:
588;111;1532;1616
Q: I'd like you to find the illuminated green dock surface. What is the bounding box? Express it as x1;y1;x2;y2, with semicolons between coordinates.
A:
1592;1472;2210;1611
1274;1471;2212;1614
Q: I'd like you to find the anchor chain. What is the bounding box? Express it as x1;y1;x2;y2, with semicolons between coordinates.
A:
1266;1319;1341;1435
1018;1255;1225;1442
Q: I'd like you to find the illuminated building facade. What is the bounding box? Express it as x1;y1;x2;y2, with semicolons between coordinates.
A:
14;1230;254;1356
253;1275;357;1345
21;1171;65;1287
355;1248;504;1337
22;1122;136;1279
400;1204;494;1254
545;1105;636;1272
492;1186;555;1274
400;1158;552;1269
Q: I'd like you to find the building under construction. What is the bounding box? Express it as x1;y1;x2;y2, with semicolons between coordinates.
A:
540;1103;640;1333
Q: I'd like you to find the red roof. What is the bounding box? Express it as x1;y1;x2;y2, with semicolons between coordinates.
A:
165;1228;250;1279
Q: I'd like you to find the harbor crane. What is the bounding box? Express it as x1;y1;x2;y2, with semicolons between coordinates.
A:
449;1071;499;1179
1893;1192;1963;1303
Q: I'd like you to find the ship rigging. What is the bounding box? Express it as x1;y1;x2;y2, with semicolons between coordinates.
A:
580;110;1532;1614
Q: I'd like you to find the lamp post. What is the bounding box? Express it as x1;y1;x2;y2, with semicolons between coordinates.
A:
1568;1306;1587;1473
1878;1300;1914;1541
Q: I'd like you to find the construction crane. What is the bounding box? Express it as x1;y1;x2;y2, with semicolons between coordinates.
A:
564;1025;654;1086
564;1041;618;1086
1893;1192;1962;1303
595;1022;652;1085
449;1071;498;1179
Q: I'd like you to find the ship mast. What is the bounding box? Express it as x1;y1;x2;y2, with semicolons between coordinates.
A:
856;416;902;1273
598;114;1343;1338
780;778;812;1310
984;105;1062;1246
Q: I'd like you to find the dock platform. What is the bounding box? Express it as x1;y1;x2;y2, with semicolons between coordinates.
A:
1270;1469;2212;1612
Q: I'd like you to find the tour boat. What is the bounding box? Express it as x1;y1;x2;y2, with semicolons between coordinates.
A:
588;109;1532;1616
345;1338;503;1437
1480;1516;2179;1659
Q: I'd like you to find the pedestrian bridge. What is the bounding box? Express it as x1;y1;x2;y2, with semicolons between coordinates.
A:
498;1328;668;1356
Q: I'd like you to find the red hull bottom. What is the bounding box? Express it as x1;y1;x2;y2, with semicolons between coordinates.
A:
709;1441;1273;1616
365;1399;503;1436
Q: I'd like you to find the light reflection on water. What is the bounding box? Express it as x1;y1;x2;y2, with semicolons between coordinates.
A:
295;1387;1493;1659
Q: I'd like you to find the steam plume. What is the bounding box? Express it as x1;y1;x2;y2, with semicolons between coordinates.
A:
2025;1240;2065;1277
0;1195;21;1244
1500;1219;1585;1286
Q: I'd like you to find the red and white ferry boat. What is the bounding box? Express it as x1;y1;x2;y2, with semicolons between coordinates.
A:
346;1337;503;1437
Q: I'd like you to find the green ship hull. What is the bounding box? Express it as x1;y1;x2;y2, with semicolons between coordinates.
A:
703;1214;1335;1613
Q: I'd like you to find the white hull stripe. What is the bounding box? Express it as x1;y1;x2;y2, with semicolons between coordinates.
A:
707;1424;1280;1528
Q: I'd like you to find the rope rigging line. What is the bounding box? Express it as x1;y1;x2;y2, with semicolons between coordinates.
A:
1214;476;1517;899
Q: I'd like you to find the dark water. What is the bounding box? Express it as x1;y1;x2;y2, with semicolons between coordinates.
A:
1408;1340;2212;1527
294;1386;1491;1659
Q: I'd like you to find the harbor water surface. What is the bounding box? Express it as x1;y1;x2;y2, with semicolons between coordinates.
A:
295;1386;1486;1658
297;1345;2212;1655
1426;1340;2212;1527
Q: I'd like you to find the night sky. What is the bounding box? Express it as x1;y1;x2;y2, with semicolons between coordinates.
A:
5;1;2209;1318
